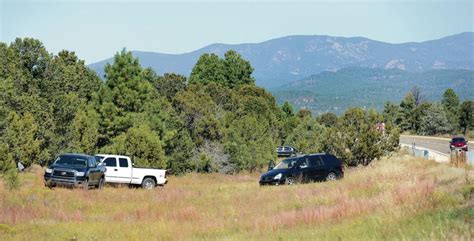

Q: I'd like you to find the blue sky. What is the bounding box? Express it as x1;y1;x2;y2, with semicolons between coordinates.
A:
1;0;473;64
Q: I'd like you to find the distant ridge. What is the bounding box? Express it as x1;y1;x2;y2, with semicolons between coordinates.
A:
88;32;474;88
270;67;474;115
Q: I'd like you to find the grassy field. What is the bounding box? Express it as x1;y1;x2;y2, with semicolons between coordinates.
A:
0;153;472;241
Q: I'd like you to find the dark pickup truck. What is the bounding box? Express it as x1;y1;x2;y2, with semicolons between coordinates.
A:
44;153;106;189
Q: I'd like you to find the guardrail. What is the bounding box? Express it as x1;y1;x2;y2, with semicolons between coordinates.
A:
400;143;473;166
400;143;450;163
468;152;474;166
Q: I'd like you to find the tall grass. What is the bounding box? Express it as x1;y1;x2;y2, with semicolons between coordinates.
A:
0;153;472;240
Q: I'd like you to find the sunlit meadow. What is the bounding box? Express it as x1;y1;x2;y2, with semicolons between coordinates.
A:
0;152;472;241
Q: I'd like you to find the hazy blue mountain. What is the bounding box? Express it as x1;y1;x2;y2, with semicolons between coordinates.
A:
270;68;474;115
89;32;474;87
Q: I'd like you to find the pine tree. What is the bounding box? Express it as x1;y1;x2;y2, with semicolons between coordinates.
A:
459;100;474;135
399;93;416;131
281;101;294;117
441;88;460;130
102;125;166;168
419;104;453;135
3;112;42;166
69;105;100;154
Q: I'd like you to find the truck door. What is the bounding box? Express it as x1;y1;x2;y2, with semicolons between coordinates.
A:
88;157;100;184
116;158;133;184
103;157;119;183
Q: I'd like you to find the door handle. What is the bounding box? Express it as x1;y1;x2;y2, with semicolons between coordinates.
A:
114;169;118;171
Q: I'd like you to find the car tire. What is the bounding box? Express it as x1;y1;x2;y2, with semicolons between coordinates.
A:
285;176;294;185
142;177;156;189
326;172;337;181
97;177;105;189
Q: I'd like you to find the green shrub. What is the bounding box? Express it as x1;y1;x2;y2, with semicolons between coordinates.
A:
5;168;19;190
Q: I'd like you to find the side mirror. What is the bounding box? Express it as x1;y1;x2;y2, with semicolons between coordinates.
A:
98;163;105;167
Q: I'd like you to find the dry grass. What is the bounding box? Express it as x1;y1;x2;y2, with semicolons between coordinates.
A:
0;153;472;241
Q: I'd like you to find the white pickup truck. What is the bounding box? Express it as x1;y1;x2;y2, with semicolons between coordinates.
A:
94;154;167;189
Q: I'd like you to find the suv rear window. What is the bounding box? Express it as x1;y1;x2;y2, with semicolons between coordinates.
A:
322;155;340;166
309;156;324;167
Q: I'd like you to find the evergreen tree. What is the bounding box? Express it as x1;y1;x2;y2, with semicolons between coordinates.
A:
153;73;187;101
413;102;432;133
97;49;156;144
281;101;294;117
172;84;222;146
223;50;255;87
399;93;416;131
102;125;166;168
3;112;42;166
317;112;338;127
296;109;312;119
0;143;15;173
441;88;460;130
69;105;100;154
459;100;474;135
382;101;400;125
189;50;255;88
189;53;225;85
418;104;453;135
285;117;326;153
224;115;276;172
322;108;397;166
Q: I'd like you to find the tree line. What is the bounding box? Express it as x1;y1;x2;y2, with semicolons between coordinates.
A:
383;87;473;136
1;38;400;185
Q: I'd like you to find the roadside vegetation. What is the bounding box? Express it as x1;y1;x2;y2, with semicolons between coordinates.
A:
0;153;472;240
383;86;474;138
0;38;399;182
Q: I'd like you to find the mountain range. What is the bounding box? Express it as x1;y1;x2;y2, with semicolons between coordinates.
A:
271;67;474;115
89;32;474;88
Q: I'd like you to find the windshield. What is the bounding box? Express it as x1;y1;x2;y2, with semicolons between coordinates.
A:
273;157;299;170
53;155;87;167
452;138;465;142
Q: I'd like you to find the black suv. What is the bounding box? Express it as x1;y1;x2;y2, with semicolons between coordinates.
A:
259;153;344;185
44;153;106;189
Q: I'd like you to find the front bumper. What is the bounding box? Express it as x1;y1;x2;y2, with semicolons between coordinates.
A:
451;145;468;151
44;174;87;187
259;178;284;185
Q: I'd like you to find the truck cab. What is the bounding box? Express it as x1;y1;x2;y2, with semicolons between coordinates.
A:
94;154;167;189
44;153;106;189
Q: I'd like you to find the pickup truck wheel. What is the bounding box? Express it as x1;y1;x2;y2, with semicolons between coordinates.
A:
97;177;105;189
142;178;156;189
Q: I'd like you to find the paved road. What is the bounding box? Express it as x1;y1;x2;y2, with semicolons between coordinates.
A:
400;135;473;154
